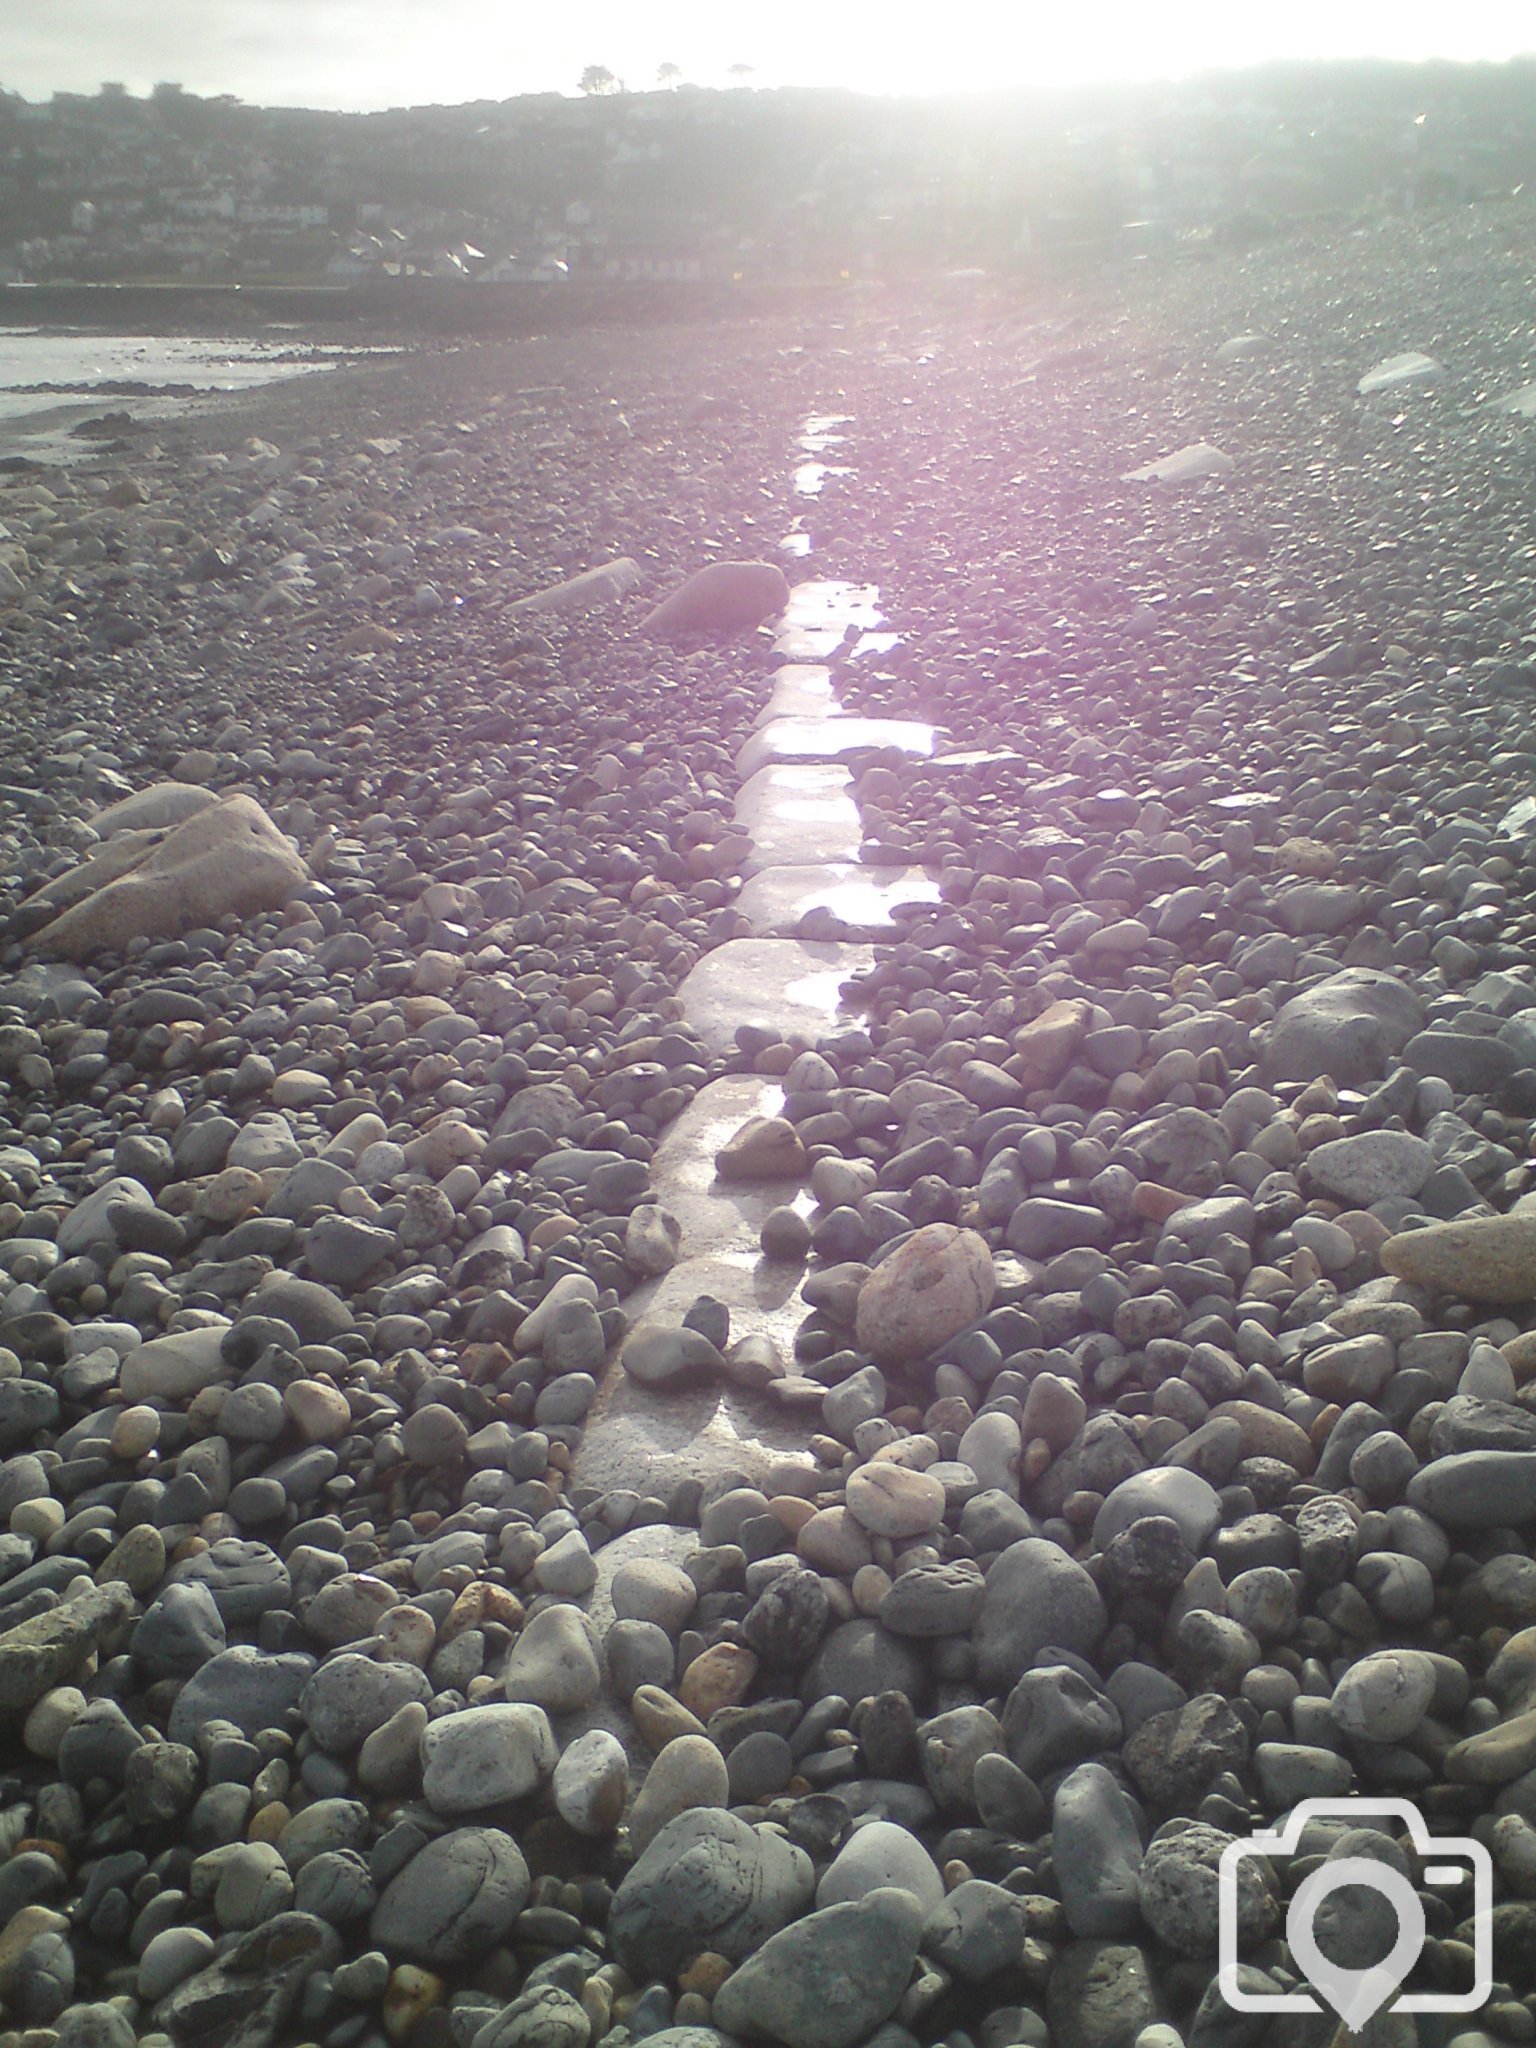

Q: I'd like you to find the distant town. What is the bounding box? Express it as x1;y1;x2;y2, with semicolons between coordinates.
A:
2;58;1535;290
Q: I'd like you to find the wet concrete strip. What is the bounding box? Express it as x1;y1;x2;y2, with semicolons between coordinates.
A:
574;418;943;1501
737;862;941;940
572;1074;821;1500
735;762;863;874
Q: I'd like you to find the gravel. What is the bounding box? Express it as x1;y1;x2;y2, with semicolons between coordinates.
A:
6;211;1536;2047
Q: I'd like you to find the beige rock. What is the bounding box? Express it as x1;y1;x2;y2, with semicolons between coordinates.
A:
1208;1399;1316;1475
714;1114;807;1183
553;1727;629;1836
798;1505;875;1576
628;1733;730;1854
93;780;220;838
357;1700;429;1794
502;1602;602;1712
508;555;642;616
383;1963;444;2042
1503;1333;1536;1385
625;1204;682;1277
20;825;165;913
854;1223;995;1367
96;1523;166;1596
0;1906;70;1997
285;1379;352;1443
1019;1373;1087;1455
375;1606;438;1666
197;1167;267;1224
25;794;309;961
110;1404;161;1459
305;1572;399;1649
631;1684;706;1748
846;1463;946;1540
1381;1215;1536;1304
640;560;790;639
22;1685;87;1761
1010;999;1093;1091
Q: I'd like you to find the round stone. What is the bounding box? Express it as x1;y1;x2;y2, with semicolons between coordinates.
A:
1331;1650;1438;1744
502;1603;602;1712
845;1462;947;1540
628;1734;730;1855
553;1728;629;1836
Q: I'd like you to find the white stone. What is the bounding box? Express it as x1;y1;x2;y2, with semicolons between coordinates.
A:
1123;442;1234;484
1331;1649;1438;1744
513;1273;600;1355
120;1323;233;1403
419;1701;557;1815
502;1603;603;1713
1358;351;1443;395
627;1733;730;1854
553;1727;630;1836
815;1819;945;1913
845;1462;946;1540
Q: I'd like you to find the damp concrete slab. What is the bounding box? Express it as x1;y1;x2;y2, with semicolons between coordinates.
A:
773;623;852;661
737;861;941;939
736;714;937;780
735;762;862;872
678;936;872;1053
571;1074;823;1500
781;578;885;635
571;1256;820;1500
929;747;1029;770
756;664;835;726
642;1075;809;1245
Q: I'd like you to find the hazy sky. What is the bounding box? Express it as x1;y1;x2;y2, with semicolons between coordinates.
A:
5;0;1534;110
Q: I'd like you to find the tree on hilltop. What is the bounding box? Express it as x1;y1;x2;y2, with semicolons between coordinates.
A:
579;65;623;96
657;62;683;89
728;63;755;87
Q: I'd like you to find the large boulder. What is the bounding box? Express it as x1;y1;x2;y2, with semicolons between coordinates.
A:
23;794;308;960
1259;968;1424;1086
854;1223;995;1366
711;1887;925;2048
608;1808;813;1980
640;560;790;638
0;1583;135;1715
1381;1215;1536;1304
370;1828;530;1964
975;1537;1107;1693
93;780;220;837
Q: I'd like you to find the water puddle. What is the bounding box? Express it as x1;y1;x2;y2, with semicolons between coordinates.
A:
794;461;854;497
736;713;937;779
738;862;941;939
848;630;903;661
801;411;852;446
754;663;836;726
736;762;861;872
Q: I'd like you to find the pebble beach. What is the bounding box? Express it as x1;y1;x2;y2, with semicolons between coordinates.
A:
3;204;1536;2048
